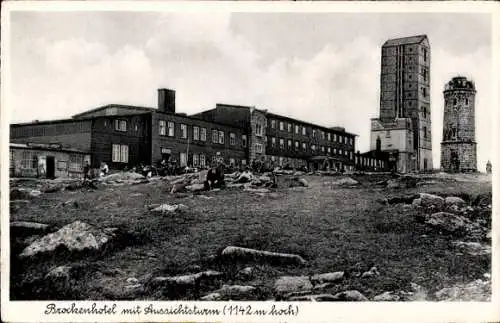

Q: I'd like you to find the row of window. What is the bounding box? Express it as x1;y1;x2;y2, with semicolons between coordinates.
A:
269;119;353;145
355;156;386;168
11;151;84;172
452;98;469;107
158;120;246;146
266;137;353;156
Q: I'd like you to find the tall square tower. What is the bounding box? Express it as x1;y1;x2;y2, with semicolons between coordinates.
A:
375;35;432;171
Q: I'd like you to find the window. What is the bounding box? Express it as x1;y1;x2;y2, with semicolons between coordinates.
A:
271;120;276;128
256;143;263;154
57;161;67;171
112;144;129;163
302;142;307;151
312;129;316;137
386;130;391;138
229;158;235;166
334;148;337;154
321;146;325;153
423;126;427;139
114;119;127;132
255;123;263;136
159;120;166;135
422;87;427;98
312;144;316;151
69;154;84;172
180;124;187;139
295;141;299;150
465;98;469;106
350;138;353;145
242;135;247;148
334;134;337;142
344;137;347;144
219;131;224;144
193;154;199;167
279;121;284;131
423;48;428;62
193;126;200;141
302;126;306;135
327;133;331;141
279;138;284;150
168;122;175;137
241;159;247;166
212;130;219;143
180;152;187;167
295;125;300;134
271;137;276;148
328;147;331;154
423;106;427;118
230;133;236;145
345;150;348;156
200;128;207;141
200;154;206;167
287;139;292;149
287;123;292;132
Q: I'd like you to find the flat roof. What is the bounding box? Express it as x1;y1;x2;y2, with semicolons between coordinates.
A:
10;143;90;154
383;35;427;47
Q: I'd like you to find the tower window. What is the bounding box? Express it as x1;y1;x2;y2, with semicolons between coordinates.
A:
423;48;428;62
423;106;427;118
465;98;469;106
423;126;427;139
453;98;457;106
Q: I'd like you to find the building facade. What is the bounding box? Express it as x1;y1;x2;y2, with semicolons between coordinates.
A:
371;35;432;173
9;143;90;178
440;76;477;172
10;88;367;176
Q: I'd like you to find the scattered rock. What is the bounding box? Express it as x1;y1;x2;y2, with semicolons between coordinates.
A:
274;276;313;298
171;183;189;193
149;270;223;288
45;265;72;280
435;279;491;301
221;246;306;266
331;177;359;187
236;172;254;183
288;294;337;301
126;277;139;285
331;290;368;301
200;292;222;301
313;283;332;291
425;212;467;235
412;198;422;207
20;221;119;258
298;178;309;187
361;266;380;278
445;196;466;208
244;187;271;194
311;272;344;284
151;204;188;215
186;183;205;192
214;285;258;300
373;291;400;301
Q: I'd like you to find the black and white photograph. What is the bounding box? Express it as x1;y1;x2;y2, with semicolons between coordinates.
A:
1;1;498;322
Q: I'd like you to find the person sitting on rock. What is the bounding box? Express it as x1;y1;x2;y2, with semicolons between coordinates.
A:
100;162;109;177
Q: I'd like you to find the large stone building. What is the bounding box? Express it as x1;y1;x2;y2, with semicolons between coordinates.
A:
440;76;477;172
370;35;432;173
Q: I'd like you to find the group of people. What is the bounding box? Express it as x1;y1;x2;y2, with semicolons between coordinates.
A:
83;161;109;180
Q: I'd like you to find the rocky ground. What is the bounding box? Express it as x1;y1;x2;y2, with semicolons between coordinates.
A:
9;171;492;301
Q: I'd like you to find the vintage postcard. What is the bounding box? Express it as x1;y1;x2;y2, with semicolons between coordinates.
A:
1;1;499;322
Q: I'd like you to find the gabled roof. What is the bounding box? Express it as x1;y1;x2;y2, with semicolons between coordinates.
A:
383;35;427;47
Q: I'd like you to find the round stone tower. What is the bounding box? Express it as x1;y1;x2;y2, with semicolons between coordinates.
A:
440;76;477;172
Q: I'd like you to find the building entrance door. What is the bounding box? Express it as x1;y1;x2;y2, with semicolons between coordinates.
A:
46;156;55;179
450;151;460;172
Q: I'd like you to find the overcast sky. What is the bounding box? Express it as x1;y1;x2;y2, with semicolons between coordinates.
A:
9;11;492;170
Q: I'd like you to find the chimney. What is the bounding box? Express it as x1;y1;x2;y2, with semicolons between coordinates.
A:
158;88;176;114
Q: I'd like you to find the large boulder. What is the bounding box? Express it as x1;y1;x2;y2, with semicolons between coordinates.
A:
213;285;258;300
419;193;445;209
151;204;188;215
331;290;369;301
373;291;400;301
445;196;467;208
20;221;118;258
310;272;344;284
274;276;313;298
425;212;468;235
221;246;306;266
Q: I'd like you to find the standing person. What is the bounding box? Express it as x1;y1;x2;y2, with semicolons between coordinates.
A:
83;161;90;181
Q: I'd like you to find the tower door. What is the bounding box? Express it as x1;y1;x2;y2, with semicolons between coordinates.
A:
46;156;55;179
423;158;428;171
